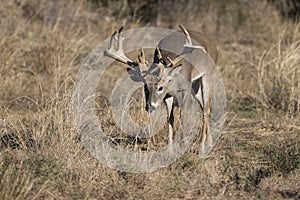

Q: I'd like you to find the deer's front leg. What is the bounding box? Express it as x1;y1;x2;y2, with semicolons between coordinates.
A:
164;96;174;146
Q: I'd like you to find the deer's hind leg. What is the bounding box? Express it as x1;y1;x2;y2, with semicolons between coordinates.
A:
195;76;212;151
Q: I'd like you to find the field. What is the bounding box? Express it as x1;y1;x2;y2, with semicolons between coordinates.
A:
0;0;299;199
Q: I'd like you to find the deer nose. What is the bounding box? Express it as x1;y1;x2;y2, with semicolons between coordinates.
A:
145;103;151;112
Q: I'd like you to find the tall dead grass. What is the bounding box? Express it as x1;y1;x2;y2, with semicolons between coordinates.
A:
249;26;300;116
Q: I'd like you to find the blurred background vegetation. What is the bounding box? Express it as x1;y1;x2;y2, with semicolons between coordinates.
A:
89;0;300;24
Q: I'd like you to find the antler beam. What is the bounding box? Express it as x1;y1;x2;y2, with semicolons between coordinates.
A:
104;26;136;69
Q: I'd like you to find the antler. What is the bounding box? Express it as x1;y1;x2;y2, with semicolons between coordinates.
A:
153;47;163;63
167;24;207;68
104;26;136;69
138;48;148;65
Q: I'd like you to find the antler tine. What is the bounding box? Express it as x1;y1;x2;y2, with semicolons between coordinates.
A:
138;48;147;65
109;30;117;50
158;47;167;76
156;47;162;60
117;26;125;54
166;56;183;68
179;24;192;45
179;24;207;53
104;26;136;69
153;46;163;64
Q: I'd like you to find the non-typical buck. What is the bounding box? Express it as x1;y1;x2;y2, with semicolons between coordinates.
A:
104;25;218;151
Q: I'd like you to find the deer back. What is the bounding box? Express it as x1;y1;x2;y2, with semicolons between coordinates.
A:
158;29;218;81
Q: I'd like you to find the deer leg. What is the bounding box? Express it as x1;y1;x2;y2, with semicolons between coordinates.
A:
199;77;212;151
201;98;211;142
165;96;174;147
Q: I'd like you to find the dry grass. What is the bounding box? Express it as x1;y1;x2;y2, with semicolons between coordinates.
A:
0;0;299;199
250;26;300;115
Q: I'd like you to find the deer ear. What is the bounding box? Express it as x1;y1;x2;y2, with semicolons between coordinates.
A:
166;65;182;82
169;65;182;78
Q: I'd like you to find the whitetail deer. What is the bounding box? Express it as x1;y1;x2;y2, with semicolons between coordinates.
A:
104;25;218;151
147;26;218;150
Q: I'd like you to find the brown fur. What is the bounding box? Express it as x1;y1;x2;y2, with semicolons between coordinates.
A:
157;27;218;150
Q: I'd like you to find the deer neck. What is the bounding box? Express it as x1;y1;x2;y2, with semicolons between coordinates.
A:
180;63;192;82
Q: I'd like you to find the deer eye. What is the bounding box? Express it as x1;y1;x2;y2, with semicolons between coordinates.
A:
158;86;163;92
